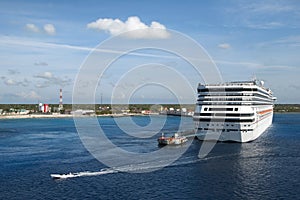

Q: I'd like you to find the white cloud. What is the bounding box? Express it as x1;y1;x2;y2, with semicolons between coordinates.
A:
25;23;56;35
25;23;40;33
44;24;56;35
18;91;41;100
36;71;53;79
34;71;71;87
87;16;170;39
5;79;17;85
218;43;231;49
3;77;30;87
1;90;43;102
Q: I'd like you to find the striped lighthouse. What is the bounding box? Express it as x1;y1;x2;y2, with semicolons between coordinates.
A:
58;88;63;111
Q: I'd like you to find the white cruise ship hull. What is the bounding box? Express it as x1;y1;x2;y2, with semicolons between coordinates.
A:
241;111;273;142
194;106;273;142
195;111;273;142
193;80;276;143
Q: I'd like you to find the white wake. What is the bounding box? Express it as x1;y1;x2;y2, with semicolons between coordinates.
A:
50;156;203;180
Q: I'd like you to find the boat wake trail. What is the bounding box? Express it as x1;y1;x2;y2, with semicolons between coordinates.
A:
50;156;203;180
50;168;118;180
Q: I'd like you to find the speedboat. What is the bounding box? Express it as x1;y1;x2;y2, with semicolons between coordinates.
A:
50;172;80;179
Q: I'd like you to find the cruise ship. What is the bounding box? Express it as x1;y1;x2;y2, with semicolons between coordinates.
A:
193;80;276;142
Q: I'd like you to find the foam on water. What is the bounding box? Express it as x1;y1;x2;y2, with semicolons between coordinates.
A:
51;155;203;180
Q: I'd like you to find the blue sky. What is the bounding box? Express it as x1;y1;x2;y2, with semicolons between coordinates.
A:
0;0;300;104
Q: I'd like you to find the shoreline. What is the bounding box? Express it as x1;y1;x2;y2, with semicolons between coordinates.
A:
0;113;148;120
0;114;74;120
0;112;297;120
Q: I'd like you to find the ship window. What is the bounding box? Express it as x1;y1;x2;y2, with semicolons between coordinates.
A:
226;124;229;126
235;108;238;111
231;124;234;126
215;113;252;117
200;118;254;123
207;124;209;126
209;108;234;111
200;113;212;116
204;107;208;111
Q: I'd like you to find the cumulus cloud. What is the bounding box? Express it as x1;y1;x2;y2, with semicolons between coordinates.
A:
87;16;170;39
218;43;231;49
25;23;56;35
3;78;30;87
34;71;71;87
44;24;56;35
25;23;40;33
35;71;53;79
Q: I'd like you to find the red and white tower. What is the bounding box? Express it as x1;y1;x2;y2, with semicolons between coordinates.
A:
58;88;63;111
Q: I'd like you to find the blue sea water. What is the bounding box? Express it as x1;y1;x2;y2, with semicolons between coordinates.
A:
0;114;299;200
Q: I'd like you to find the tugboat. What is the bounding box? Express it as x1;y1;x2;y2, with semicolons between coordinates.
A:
157;133;188;146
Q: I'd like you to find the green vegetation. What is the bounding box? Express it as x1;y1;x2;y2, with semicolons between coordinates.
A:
0;104;299;114
274;104;300;112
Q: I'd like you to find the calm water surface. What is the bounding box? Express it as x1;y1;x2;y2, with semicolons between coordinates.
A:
0;114;299;199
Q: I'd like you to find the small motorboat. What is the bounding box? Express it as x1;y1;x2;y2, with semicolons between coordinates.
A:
157;133;188;146
50;172;80;179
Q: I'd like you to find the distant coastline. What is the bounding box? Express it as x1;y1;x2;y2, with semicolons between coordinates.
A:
0;104;299;120
0;113;73;120
0;113;147;120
